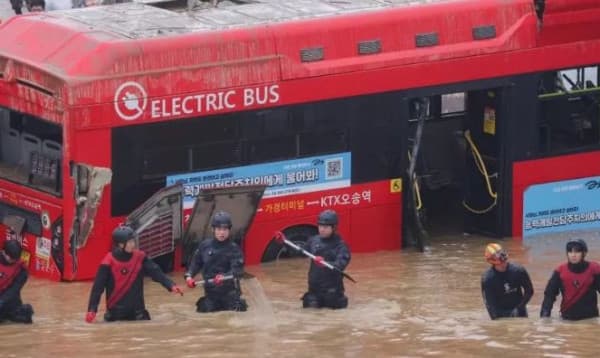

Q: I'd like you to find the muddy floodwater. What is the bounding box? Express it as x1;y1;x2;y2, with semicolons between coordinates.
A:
2;233;600;357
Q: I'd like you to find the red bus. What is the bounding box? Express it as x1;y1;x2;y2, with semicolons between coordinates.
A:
0;0;599;281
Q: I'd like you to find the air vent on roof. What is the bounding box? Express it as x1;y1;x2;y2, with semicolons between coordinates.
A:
472;25;496;40
415;32;439;48
358;40;381;55
300;47;324;63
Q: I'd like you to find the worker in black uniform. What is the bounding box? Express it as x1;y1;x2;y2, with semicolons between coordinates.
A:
541;238;600;320
184;211;247;313
0;240;34;324
85;225;183;323
302;209;351;309
481;243;534;319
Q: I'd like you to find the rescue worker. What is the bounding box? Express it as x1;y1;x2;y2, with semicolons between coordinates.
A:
184;211;247;313
0;240;34;324
28;0;44;11
481;243;533;320
10;0;23;15
540;238;600;320
85;225;183;323
302;209;351;309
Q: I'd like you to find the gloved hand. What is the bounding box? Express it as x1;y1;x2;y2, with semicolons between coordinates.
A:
274;231;284;244
171;285;184;296
213;274;225;286
85;311;96;323
313;256;326;267
185;277;196;288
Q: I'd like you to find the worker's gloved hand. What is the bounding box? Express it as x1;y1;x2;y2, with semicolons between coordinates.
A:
85;311;96;323
213;274;225;286
171;285;184;296
314;256;326;267
186;277;196;288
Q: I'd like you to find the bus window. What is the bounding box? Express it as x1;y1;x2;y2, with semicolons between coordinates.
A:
0;108;62;195
299;129;347;156
538;65;600;154
143;146;190;177
112;91;403;216
246;135;296;163
442;93;466;114
0;202;42;237
192;140;242;171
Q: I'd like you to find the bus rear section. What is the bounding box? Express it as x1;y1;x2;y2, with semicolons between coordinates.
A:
0;107;65;281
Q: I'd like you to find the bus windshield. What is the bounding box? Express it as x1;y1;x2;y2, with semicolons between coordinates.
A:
0;107;62;196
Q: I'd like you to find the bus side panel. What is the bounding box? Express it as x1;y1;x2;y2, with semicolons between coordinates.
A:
64;128;112;281
350;203;402;253
244;180;402;265
512;150;600;238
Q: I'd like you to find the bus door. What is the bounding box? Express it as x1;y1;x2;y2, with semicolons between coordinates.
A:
125;183;184;272
181;185;266;268
463;88;504;236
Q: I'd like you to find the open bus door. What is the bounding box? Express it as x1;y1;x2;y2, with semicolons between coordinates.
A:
463;88;504;236
181;185;266;268
125;184;183;272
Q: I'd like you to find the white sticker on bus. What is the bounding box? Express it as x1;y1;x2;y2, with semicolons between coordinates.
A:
114;81;148;121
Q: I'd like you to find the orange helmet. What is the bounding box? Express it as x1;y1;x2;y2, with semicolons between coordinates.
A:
485;243;508;265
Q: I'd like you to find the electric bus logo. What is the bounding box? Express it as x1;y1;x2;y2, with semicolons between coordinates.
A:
114;81;148;121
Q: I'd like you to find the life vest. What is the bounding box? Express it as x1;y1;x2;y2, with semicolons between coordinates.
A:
0;260;25;293
557;261;600;313
101;250;145;309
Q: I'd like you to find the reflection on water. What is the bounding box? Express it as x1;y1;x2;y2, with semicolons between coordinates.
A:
2;233;600;357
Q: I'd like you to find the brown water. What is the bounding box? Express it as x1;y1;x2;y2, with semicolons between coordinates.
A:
2;234;600;358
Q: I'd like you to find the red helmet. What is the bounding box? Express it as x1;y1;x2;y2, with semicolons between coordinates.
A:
485;243;508;265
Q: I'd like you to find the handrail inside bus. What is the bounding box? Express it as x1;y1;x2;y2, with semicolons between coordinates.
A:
538;86;600;100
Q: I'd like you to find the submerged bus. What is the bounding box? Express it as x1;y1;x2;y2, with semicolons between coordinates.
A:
0;0;599;280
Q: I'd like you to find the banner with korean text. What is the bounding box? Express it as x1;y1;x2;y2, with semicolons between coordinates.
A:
523;176;600;238
167;152;351;209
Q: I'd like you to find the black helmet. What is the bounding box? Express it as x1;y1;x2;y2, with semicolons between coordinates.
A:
566;238;588;253
317;209;338;226
4;240;22;260
112;225;135;245
211;211;232;229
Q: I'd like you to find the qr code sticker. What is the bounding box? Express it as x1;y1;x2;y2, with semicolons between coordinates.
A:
325;158;343;180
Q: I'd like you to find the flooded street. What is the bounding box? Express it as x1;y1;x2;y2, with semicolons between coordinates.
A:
2;234;600;357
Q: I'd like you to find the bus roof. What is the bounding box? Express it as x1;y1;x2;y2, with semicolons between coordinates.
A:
55;0;456;39
4;0;599;123
0;0;535;80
